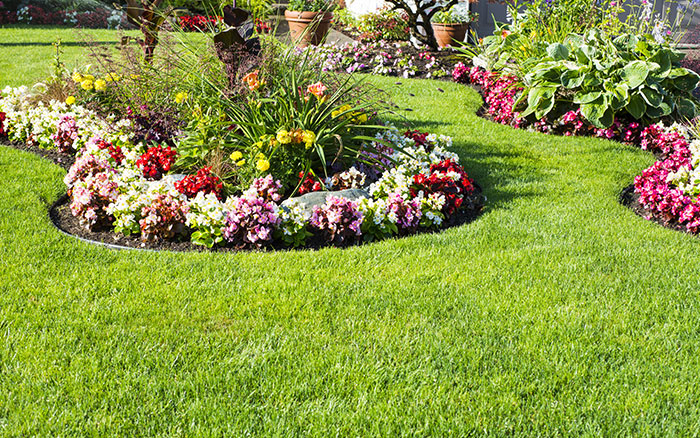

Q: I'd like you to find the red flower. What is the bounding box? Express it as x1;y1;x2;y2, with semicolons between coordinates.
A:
175;166;224;200
136;144;177;180
410;159;474;217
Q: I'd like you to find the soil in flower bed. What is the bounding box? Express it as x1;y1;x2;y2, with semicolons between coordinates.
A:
619;184;693;236
4;142;485;252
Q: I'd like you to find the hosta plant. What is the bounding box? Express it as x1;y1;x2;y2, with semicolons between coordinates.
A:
516;30;700;128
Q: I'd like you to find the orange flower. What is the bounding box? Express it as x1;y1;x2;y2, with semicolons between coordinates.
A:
306;81;327;99
242;70;264;91
290;128;304;144
501;29;511;38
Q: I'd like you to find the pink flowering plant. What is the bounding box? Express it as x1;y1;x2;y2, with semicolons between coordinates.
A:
310;196;364;245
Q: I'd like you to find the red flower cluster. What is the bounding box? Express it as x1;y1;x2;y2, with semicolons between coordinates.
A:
403;130;430;148
178;15;220;32
255;18;271;34
136;145;177;180
0;111;6;137
298;171;323;194
411;159;474;216
467;67;523;126
175;166;223;200
95;139;124;165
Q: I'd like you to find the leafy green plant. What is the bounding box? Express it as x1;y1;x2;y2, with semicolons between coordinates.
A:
286;0;331;12
516;30;700;127
431;4;476;24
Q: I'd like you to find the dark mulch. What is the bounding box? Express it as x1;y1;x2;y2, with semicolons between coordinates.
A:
4;140;485;252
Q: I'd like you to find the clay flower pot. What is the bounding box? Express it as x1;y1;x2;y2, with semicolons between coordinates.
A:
431;23;469;48
285;10;333;48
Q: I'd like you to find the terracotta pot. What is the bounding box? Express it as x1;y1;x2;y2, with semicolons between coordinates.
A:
285;10;333;47
431;23;469;48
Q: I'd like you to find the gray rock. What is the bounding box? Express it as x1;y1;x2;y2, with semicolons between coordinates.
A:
286;188;370;218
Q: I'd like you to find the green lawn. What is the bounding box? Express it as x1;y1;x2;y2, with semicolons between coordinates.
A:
3;26;700;436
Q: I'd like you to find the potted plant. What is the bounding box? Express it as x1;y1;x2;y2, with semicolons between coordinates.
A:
285;0;333;47
430;5;477;48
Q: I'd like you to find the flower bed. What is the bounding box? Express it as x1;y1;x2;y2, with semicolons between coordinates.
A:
0;85;483;251
452;62;700;236
302;41;458;79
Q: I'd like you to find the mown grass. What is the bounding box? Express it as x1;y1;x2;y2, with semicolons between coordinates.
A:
2;26;700;436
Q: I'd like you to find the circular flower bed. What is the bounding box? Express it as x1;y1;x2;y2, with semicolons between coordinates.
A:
0;86;483;251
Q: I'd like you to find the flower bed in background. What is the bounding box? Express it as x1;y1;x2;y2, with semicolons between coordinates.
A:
302;41;458;79
1;4;127;28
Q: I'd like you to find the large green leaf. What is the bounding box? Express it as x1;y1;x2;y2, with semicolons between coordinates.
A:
677;97;698;119
621;60;651;89
547;43;570;61
561;70;584;89
581;98;613;128
574;91;602;104
645;100;672;118
650;49;672;78
669;69;700;92
626;93;647;119
640;87;663;108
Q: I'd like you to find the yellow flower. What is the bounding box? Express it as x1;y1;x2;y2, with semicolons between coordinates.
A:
230;151;243;161
65;96;76;105
175;92;188;104
302;130;315;149
94;79;107;92
83;74;95;82
276;129;292;144
236;159;246;167
353;112;368;124
81;79;94;91
255;152;265;160
72;72;83;83
332;104;352;118
256;159;270;172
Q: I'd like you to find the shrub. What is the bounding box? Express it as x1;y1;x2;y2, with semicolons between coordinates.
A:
515;31;700;128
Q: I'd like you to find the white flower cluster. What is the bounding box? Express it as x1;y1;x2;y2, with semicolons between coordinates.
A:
667;139;700;197
279;199;308;235
0;86;131;149
185;192;227;245
357;197;394;234
106;178;185;235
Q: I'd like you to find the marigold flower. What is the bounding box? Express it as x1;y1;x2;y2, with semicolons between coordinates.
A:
256;159;270;172
306;81;327;99
175;91;188;104
353;112;368;124
302;130;315;149
81;79;94;91
94;79;107;92
72;72;83;83
276;129;292;144
230;151;243;161
236;159;246;167
65;96;76;105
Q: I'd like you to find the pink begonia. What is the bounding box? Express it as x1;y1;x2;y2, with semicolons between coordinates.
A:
69;171;119;229
51;115;80;153
386;191;421;231
139;192;189;241
310;196;364;245
244;175;283;202
468;67;523;127
64;150;115;188
223;190;281;247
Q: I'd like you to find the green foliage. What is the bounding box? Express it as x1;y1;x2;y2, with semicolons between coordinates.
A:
286;0;331;12
357;8;410;40
516;30;700;127
430;4;477;24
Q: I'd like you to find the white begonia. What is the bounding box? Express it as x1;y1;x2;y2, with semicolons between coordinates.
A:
279;199;308;236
